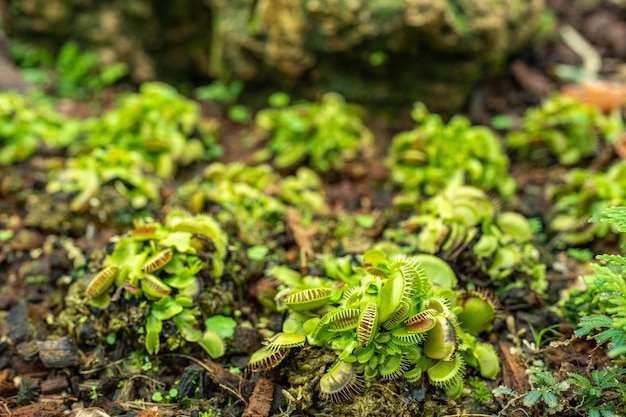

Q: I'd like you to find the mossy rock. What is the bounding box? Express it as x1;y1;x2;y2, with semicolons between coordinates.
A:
210;0;546;111
1;0;545;111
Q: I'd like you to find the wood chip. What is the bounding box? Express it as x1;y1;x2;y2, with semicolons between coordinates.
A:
286;207;318;270
498;341;530;394
242;378;274;417
1;402;66;417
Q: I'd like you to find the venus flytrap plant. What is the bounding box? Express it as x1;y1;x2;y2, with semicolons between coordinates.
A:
178;162;328;244
548;162;626;246
84;210;230;358
507;93;623;166
385;178;547;292
249;248;499;401
74;82;221;179
0;91;79;164
388;102;515;207
47;146;162;212
254;92;374;173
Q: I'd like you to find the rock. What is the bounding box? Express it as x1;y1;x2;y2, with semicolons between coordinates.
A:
37;337;81;368
0;0;546;111
210;0;546;111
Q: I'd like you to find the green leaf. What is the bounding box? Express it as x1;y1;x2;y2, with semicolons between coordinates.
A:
172;309;203;342
523;390;542;407
145;314;163;354
198;330;226;359
160;231;193;253
246;245;269;261
268;92;290;107
491;115;513;130
204;315;237;339
151;296;184;320
355;214;376;229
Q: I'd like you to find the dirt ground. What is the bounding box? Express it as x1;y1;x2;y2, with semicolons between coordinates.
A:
1;1;626;416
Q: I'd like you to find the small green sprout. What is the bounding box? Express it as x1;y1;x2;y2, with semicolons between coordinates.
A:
84;210;231;358
388;102;515;204
254;92;373;173
249;247;499;401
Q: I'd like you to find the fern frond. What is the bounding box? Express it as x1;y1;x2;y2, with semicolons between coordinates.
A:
575;315;613;338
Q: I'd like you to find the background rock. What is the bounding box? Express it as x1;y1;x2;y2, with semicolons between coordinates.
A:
0;0;546;111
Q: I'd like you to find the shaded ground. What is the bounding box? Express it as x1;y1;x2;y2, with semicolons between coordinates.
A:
1;1;626;416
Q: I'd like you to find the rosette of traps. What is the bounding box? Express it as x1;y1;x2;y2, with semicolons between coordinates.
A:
248;248;499;401
82;209;231;358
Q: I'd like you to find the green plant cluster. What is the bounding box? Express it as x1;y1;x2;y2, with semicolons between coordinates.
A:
47;147;162;212
254;92;373;173
495;365;626;416
10;40;128;98
0;92;78;165
84;210;231;358
388;102;515;204
565;206;626;359
178;162;328;244
76;82;221;179
45;82;222;212
386;178;546;292
547;163;626;246
507;93;623;166
249;247;499;401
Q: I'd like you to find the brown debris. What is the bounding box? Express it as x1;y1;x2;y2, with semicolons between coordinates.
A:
242;378;274;417
614;131;626;160
286;207;318;270
561;80;626;113
40;376;70;395
0;402;66;417
510;60;552;98
498;341;530;394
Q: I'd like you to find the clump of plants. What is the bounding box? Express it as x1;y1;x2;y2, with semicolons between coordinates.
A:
178;162;328;244
83;210;231;358
386;178;546;292
0;91;78;165
10;40;128;99
249;248;499;402
564;206;626;358
548;162;626;246
388;102;515;204
47;147;162;212
506;93;623;166
254;92;374;173
75;82;222;179
495;364;626;416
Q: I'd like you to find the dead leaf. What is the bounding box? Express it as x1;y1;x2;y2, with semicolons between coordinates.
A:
286;207;318;269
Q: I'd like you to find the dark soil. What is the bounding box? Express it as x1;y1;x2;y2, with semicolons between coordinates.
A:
1;1;626;417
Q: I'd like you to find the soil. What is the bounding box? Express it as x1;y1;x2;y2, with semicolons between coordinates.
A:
1;1;626;417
